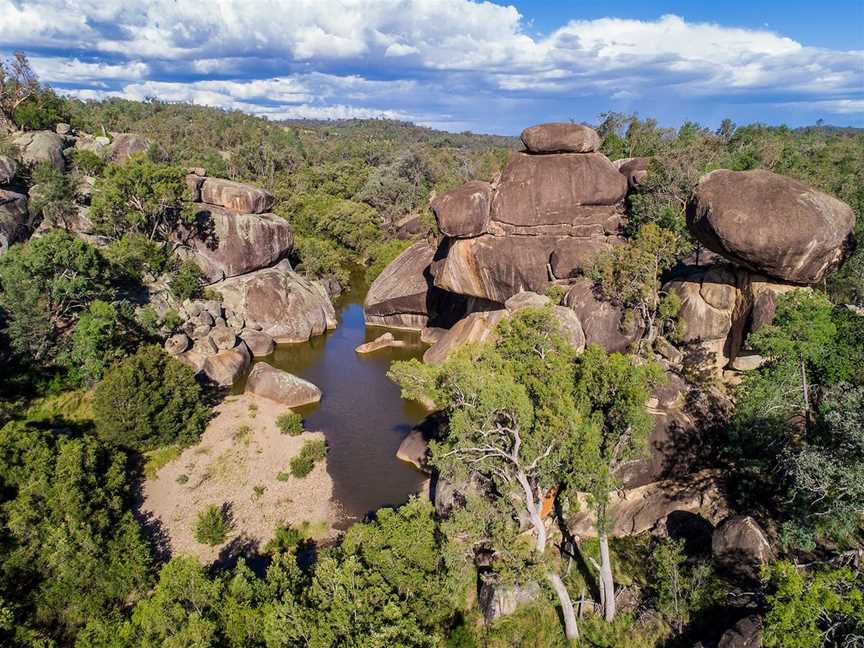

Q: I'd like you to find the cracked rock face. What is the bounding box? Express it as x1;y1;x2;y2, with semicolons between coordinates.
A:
687;169;855;284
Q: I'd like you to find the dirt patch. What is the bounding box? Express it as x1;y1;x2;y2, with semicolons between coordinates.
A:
142;394;338;564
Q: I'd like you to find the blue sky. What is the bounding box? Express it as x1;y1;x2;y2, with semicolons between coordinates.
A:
1;0;861;134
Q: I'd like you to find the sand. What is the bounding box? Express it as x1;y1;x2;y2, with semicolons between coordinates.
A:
141;393;338;564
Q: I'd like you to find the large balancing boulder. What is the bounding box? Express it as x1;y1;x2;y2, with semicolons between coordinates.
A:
687;169;855;283
520;123;600;154
245;362;321;407
178;204;294;281
200;177;274;214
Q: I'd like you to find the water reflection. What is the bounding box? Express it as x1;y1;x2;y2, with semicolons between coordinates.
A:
250;274;429;527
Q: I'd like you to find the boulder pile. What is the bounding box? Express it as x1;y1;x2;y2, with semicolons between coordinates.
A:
177;173;292;282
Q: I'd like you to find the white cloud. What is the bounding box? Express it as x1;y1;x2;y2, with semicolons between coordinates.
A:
1;1;861;130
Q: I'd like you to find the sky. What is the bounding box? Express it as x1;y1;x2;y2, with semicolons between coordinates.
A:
1;0;862;134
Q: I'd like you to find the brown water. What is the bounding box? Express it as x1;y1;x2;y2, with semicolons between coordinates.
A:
252;275;429;527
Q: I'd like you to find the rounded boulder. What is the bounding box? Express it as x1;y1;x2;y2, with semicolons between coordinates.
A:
520;123;600;154
687;169;855;283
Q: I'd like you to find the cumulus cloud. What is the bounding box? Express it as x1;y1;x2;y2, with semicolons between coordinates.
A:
0;0;861;131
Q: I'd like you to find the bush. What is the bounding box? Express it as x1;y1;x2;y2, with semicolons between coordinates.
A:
194;505;233;546
93;345;210;451
288;439;327;478
276;411;304;436
264;525;304;554
104;233;171;282
169;260;204;300
71;149;106;176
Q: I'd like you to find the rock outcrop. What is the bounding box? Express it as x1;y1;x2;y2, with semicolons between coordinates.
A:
0;189;29;254
430;181;492;238
199;177;275;214
177;204;293;281
365;242;436;329
0;156;17;184
12;131;66;171
613;156;650;189
355;332;407;354
109;133;151;162
245;362;322;407
213;260;336;343
564;279;643;353
688;169;855;284
718;616;763;648
712;515;774;580
569;469;728;538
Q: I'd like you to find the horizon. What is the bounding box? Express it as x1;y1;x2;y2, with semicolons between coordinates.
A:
2;0;863;135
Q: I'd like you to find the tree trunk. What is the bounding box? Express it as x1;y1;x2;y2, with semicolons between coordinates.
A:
517;470;547;554
598;530;616;621
799;357;810;429
547;572;579;643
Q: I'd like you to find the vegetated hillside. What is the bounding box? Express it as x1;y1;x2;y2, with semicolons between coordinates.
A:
1;55;863;648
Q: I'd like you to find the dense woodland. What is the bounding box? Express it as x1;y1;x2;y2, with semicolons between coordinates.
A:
0;56;863;647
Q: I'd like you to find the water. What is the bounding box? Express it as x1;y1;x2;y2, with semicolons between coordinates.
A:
253;274;429;527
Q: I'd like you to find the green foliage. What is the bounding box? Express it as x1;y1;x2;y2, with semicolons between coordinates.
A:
90;155;192;242
264;524;304;553
103;232;172;282
0;422;151;643
70;148;106;176
194;505;233;546
569;345;663;529
13;87;66;131
292;234;350;284
62;300;129;386
365;238;411;283
275;411;304;436
29;162;77;226
169;259;205;300
649;539;722;633
733;291;864;548
544;283;568;305
0;230;115;362
763;561;864;648
594;223;688;351
92;345;210;451
288;438;326;478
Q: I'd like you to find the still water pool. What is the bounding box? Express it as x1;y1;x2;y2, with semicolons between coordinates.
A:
252;276;429;527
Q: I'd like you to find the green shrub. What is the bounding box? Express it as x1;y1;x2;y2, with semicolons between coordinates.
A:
276;471;290;482
264;525;304;554
194;505;233;546
276;411;304;436
169;260;205;300
93;345;210;451
104;233;171;281
288;439;327;478
71;149;106;176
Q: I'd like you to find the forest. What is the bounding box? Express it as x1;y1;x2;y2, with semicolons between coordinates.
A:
0;54;862;647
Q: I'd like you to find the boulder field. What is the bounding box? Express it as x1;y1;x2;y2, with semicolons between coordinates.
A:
0;125;337;390
372;121;856;528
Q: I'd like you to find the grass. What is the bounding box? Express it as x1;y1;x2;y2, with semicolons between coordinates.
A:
234;424;252;446
264;520;330;554
194;504;233;546
209;449;243;483
288;439;327;478
25;389;94;424
277;471;291;482
276;411;304;436
253;485;266;499
143;445;183;480
248;401;258;418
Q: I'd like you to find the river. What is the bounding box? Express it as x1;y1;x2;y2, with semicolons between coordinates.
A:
251;273;429;527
